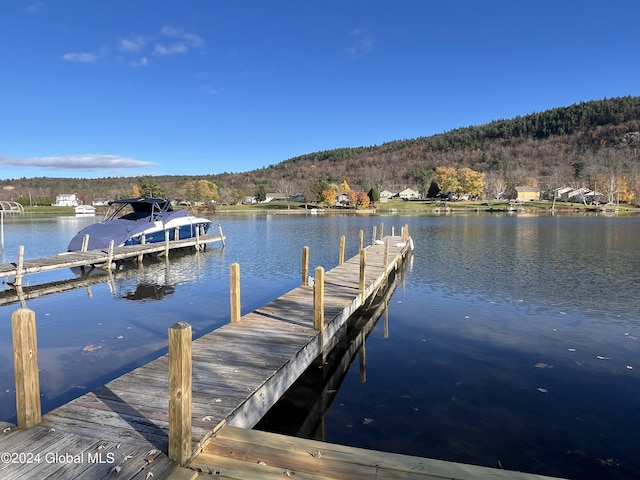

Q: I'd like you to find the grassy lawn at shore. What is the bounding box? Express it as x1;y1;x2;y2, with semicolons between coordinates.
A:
20;199;639;216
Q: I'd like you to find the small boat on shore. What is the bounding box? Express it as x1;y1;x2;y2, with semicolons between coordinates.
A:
74;205;96;215
67;197;212;251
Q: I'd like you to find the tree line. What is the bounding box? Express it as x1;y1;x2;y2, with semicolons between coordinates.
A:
2;96;640;206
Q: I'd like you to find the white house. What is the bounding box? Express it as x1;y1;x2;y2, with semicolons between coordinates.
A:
53;193;79;207
398;188;420;200
380;190;394;199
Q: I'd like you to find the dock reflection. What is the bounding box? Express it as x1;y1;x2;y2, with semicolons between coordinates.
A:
0;248;222;308
255;259;406;440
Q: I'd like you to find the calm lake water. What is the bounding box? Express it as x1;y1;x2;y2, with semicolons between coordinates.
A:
1;212;639;480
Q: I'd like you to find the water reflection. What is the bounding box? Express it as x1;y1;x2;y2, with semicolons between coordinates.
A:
256;261;404;439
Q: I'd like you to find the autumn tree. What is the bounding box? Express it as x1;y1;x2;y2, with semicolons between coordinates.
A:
184;179;219;204
434;167;460;195
356;191;370;209
457;167;485;198
321;189;336;206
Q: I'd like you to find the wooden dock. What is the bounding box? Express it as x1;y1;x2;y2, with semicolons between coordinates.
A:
0;232;225;287
0;229;566;480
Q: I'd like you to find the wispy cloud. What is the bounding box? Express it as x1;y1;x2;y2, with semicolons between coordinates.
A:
347;29;375;59
63;26;204;66
62;52;98;63
153;43;188;56
0;154;155;171
130;57;149;68
25;2;44;13
153;25;204;56
118;35;145;53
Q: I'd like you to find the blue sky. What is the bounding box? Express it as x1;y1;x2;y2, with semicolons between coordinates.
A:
1;1;639;180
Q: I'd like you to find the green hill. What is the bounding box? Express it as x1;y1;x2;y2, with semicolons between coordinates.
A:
3;96;640;205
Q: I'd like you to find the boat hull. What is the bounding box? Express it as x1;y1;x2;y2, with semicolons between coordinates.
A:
68;208;212;251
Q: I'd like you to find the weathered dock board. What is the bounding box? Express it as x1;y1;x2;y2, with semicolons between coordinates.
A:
192;426;567;480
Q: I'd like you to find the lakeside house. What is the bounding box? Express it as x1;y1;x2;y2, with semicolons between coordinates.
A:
515;186;541;202
53;193;79;207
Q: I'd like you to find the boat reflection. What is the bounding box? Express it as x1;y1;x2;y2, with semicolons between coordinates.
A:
0;248;222;308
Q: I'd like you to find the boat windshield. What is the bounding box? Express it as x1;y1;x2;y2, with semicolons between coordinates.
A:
105;199;171;222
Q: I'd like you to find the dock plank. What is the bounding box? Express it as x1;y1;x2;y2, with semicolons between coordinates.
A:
194;426;567;480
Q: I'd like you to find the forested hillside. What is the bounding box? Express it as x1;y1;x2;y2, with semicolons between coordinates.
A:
3;96;640;205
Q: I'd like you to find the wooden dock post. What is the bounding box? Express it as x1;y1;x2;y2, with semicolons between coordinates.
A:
137;235;146;264
339;235;345;266
81;234;90;253
104;240;115;270
164;231;170;258
15;246;24;287
11;308;41;429
218;224;226;248
230;263;241;323
313;266;325;331
372;226;377;246
379;222;384;240
168;321;192;465
301;246;309;286
359;248;366;301
384;237;390;267
359;229;364;251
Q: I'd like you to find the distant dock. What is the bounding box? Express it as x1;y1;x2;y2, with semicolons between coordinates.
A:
0;229;225;289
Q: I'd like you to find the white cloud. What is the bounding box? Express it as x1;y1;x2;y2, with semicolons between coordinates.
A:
119;35;145;53
62;52;98;63
347;29;375;59
0;154;155;171
130;57;149;68
160;26;204;48
153;43;188;56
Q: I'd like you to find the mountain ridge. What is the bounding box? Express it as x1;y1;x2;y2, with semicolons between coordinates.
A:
2;96;640;205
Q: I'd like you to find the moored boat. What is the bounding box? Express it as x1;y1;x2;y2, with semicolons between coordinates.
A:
74;205;96;215
67;197;212;251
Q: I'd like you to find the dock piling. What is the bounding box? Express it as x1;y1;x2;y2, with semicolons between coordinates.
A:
168;321;192;465
81;234;89;253
313;266;325;332
106;240;114;270
11;308;41;429
359;248;366;301
339;235;345;266
15;246;24;287
230;263;241;323
217;224;226;248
